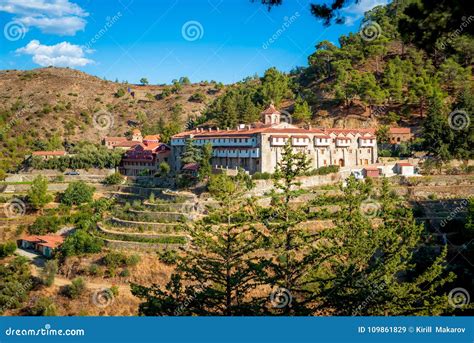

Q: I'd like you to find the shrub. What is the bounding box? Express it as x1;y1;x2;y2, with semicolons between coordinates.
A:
188;92;206;103
115;88;126;97
125;254;140;267
120;269;130;277
28;215;62;235
0;241;17;257
61;230;104;256
88;263;101;276
41;260;58;287
29;297;57;316
61;181;95;206
252;172;272;180
104;251;127;268
103;173;124;185
307;165;340;176
158;250;178;265
65;277;86;299
110;285;119;297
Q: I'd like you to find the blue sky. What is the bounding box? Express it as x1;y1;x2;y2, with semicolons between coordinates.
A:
0;0;387;84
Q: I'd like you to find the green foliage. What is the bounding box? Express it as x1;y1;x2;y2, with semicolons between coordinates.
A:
115;88;126;97
311;177;455;315
199;142;212;180
251;172;272;180
306;165;340;175
103;172;124;185
61;229;104;256
65;277;86;299
104;251;140;268
31;142;123;171
140;78;149;85
158;250;178;265
292;96;312;122
41;260;58;287
0;241;17;257
29;215;62;235
0;257;32;314
28;297;57;316
260;67;293;106
158;162;171;176
61;181;95;206
27;175;53;212
180;138;201;165
188;92;206;103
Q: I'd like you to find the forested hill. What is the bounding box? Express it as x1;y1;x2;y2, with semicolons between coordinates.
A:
203;0;473;135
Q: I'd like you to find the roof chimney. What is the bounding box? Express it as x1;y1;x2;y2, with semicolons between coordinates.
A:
208;127;212;132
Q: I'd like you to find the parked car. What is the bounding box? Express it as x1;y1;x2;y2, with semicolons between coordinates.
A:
65;171;80;176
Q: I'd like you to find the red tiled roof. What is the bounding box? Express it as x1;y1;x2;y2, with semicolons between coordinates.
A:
32;151;67;156
132;129;141;134
172;126;376;139
364;166;380;171
261;103;280;115
143;135;160;141
21;235;65;249
397;162;413;167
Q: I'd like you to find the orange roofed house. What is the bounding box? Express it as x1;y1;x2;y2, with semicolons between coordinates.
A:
170;104;379;174
119;142;170;177
19;235;65;258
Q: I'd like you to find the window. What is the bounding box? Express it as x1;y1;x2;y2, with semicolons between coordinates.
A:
397;137;401;142
367;149;370;153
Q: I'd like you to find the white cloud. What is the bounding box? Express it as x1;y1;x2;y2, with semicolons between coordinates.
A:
341;0;389;26
0;0;88;36
16;40;94;67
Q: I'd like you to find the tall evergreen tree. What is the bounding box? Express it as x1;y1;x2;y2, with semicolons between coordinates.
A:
311;177;455;315
180;138;201;165
258;141;320;315
132;173;266;315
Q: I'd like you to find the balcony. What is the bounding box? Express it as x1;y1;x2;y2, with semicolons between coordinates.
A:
335;138;351;147
359;138;376;147
314;137;331;146
291;137;309;146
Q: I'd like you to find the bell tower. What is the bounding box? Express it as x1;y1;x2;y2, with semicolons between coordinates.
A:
261;102;281;126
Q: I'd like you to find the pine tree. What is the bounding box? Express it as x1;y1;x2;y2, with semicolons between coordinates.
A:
132;173;266;315
198;142;212;180
312;177;455;315
422;89;454;162
292;96;312;123
258;141;319;315
180;138;201;165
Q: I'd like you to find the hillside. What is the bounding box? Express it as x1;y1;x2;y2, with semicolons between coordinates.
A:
0;67;223;171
